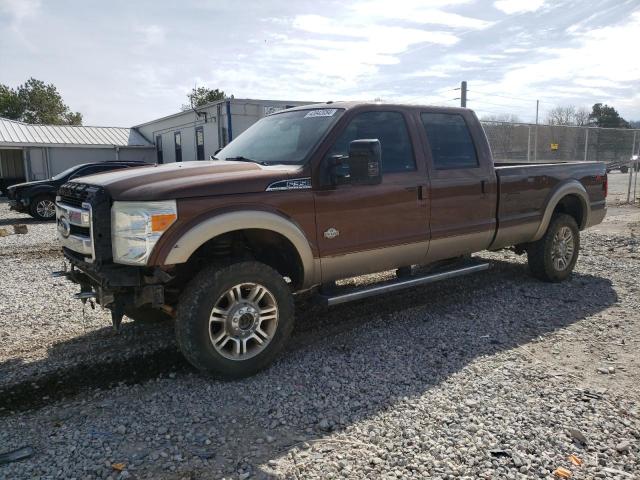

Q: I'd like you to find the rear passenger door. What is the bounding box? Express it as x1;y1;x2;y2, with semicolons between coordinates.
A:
418;111;497;262
314;109;429;282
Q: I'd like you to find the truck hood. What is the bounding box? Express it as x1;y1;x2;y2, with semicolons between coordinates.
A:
72;161;304;201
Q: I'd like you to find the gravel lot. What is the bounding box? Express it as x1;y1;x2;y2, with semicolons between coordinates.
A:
0;195;639;479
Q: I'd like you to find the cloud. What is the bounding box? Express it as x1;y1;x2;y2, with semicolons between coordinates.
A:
292;14;459;45
493;0;545;15
0;0;40;23
2;0;638;125
272;14;460;90
349;0;492;29
135;24;166;48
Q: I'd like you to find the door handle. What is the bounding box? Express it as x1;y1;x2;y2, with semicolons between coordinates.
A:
405;185;426;200
481;180;487;194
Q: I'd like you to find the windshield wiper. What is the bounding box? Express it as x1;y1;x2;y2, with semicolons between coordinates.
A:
225;156;270;166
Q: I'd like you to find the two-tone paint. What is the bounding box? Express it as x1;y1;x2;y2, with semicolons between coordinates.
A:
62;102;607;291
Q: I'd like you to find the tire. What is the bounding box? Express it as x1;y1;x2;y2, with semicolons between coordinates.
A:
527;213;580;282
621;166;629;173
124;306;172;323
30;195;56;220
175;261;294;378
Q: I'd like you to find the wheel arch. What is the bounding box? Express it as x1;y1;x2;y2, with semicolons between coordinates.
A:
532;180;590;241
161;211;318;289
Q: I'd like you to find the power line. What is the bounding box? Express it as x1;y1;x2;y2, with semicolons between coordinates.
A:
469;89;569;106
467;98;525;109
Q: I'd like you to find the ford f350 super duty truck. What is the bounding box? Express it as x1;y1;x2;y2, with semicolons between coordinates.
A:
54;102;607;377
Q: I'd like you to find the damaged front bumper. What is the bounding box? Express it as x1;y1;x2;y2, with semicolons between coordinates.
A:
56;248;173;330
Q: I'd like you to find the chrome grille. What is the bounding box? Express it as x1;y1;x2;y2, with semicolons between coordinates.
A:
56;196;94;261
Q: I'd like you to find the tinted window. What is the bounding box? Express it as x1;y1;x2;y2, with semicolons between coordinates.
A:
70;164;125;179
420;113;478;169
328;111;415;173
51;164;86;180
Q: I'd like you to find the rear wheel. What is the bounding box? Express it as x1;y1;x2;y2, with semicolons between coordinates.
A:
527;213;580;282
30;195;56;220
175;261;294;378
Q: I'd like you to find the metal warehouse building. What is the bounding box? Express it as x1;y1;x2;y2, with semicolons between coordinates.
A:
0;118;155;190
134;98;310;164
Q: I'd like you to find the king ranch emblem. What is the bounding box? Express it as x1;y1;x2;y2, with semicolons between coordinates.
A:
324;227;339;239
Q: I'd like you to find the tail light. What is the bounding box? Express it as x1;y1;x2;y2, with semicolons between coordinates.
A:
594;174;607;197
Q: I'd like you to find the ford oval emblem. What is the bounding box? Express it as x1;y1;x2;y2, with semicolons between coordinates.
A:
58;216;71;238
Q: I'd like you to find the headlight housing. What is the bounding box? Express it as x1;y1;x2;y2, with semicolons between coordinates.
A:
111;200;177;265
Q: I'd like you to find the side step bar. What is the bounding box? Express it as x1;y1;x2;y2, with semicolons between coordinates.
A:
318;262;490;307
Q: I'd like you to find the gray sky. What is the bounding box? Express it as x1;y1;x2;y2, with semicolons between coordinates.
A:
1;0;639;126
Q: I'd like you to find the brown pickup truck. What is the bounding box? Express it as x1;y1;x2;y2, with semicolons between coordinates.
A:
54;102;607;377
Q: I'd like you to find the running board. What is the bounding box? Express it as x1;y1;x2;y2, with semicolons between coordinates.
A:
318;262;490;307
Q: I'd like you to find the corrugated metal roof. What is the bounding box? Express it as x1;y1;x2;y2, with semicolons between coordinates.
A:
0;117;153;148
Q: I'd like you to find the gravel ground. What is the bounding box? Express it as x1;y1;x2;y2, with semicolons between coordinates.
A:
0;200;639;479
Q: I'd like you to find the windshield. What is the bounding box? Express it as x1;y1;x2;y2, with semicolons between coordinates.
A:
216;108;344;165
51;164;86;180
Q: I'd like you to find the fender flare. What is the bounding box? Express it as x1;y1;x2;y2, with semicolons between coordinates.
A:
163;210;318;287
532;180;590;241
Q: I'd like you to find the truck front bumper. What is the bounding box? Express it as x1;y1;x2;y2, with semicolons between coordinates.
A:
60;248;172;311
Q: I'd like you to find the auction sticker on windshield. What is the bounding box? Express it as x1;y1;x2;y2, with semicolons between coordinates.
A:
304;109;338;118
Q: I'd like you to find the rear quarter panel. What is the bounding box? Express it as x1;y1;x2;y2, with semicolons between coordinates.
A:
491;161;606;249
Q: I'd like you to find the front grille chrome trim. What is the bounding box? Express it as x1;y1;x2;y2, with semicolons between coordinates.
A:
56;200;94;262
61;233;93;256
55;200;91;227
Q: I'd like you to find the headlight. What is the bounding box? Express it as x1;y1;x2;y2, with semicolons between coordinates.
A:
111;200;177;265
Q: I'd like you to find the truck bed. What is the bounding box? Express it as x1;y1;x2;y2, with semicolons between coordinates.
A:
490;161;607;249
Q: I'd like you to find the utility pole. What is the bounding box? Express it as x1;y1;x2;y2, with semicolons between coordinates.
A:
460;81;467;108
534;99;539;162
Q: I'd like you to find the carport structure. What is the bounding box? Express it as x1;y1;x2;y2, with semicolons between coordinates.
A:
0;117;155;192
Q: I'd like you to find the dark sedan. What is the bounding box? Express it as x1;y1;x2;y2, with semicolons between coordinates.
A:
6;161;151;220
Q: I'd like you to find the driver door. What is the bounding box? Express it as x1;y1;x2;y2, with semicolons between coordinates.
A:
313;109;430;282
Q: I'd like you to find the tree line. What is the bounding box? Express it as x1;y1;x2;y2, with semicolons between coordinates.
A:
483;103;635;129
0;79;230;126
0;78;83;125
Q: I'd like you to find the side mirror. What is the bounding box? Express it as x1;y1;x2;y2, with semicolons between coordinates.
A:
347;139;382;185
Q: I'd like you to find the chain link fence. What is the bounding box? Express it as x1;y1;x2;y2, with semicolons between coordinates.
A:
481;121;639;165
481;121;640;203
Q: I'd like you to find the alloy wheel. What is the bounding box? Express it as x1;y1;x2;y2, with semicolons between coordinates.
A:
208;282;279;360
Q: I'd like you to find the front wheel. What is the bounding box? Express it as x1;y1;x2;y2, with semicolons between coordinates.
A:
30;195;56;220
527;213;580;282
175;261;294;378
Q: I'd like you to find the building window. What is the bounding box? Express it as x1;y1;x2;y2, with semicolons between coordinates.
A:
195;126;205;160
155;135;163;164
174;131;182;163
